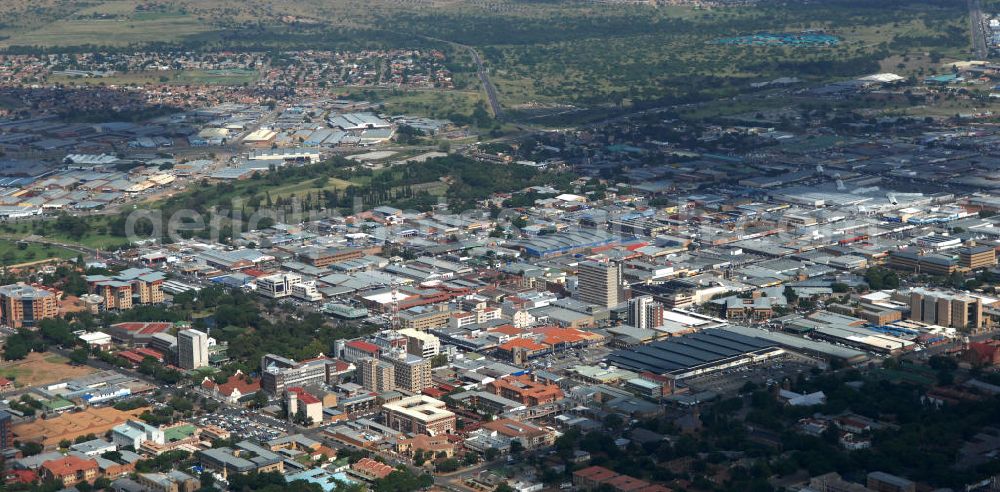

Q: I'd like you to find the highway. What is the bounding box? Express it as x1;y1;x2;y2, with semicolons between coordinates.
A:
415;33;503;121
467;46;503;120
970;0;990;59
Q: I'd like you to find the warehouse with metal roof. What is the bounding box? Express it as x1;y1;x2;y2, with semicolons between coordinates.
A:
718;325;869;365
605;329;783;380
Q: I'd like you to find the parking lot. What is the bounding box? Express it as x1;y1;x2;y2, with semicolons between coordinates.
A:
682;353;820;395
528;345;614;372
195;409;287;442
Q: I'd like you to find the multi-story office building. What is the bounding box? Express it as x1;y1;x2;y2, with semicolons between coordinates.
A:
908;288;984;331
358;357;396;393
290;282;323;302
398;304;453;331
86;268;165;310
382;395;456;436
958;243;997;271
627;295;663;330
888;249;956;276
0;283;58;328
448;307;502;329
298;246;364;267
381;350;431;393
255;273;301;299
577;261;621;308
260;354;335;395
397;328;441;358
0;409;12;450
631;280;696;310
177;329;209;370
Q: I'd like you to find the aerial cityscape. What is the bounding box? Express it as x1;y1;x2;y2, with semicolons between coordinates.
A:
0;0;999;491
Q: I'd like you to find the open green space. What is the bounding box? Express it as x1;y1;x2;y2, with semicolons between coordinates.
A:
0;216;129;251
0;15;213;48
49;69;261;87
0;238;78;266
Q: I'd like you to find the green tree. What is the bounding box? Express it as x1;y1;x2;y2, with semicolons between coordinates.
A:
69;347;89;365
436;458;460;473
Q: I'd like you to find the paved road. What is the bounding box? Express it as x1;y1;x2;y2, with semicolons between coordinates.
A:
414;33;503;121
467;47;503;120
970;0;990;59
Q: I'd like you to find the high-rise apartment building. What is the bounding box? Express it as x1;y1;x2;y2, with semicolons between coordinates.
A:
85;268;165;311
577;261;621;308
0;283;58;328
177;329;209;370
627;295;663;330
381;350;431;393
359;357;396;393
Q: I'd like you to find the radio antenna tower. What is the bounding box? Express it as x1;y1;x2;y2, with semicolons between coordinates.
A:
390;277;400;331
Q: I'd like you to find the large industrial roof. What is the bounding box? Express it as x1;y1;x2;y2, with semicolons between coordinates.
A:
606;329;776;375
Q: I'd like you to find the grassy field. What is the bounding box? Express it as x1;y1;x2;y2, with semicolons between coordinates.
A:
258;176;357;202
0;239;77;266
48;69;260;87
0;15;213;48
0;217;129;250
374;89;486;120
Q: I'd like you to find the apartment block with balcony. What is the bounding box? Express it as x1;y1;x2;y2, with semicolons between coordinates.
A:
0;283;58;328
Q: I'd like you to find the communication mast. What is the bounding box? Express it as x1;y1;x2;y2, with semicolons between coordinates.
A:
389;277;400;331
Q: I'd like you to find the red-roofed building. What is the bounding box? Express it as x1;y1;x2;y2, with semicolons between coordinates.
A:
624;242;651;251
481;418;555;449
286;387;323;426
40;455;99;486
489;325;525;337
964;340;1000;367
202;370;261;404
327;359;354;385
4;469;37;485
0;377;14;394
497;338;549;364
638;485;673;492
343;340;381;362
606;475;651;492
531;325;604;349
351;457;394;480
134;347;164;362
422;387;448;398
572;466;664;492
487;374;564;406
574;466;620;489
117;350;148;366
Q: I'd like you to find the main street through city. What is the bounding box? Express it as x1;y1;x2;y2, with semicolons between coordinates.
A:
970;0;990;59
